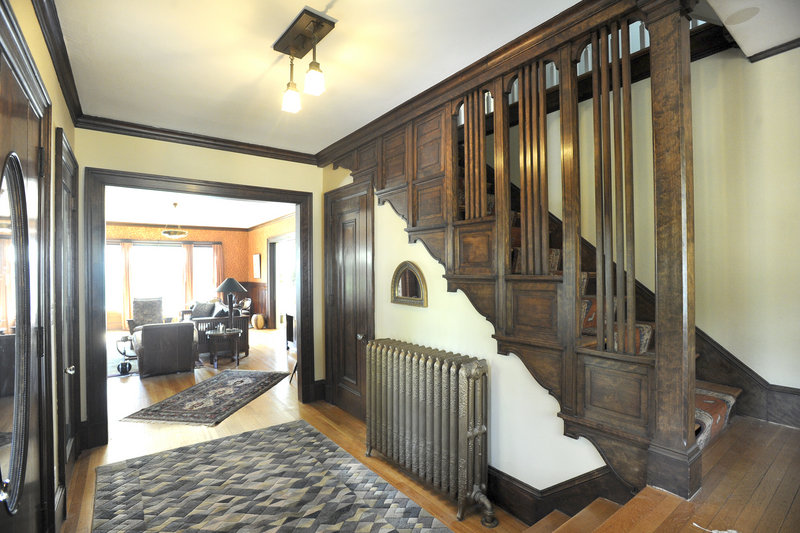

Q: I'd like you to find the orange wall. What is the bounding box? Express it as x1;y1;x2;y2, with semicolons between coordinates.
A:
106;223;250;281
245;214;296;283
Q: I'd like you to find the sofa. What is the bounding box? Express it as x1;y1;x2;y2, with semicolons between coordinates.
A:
185;301;250;356
132;322;197;378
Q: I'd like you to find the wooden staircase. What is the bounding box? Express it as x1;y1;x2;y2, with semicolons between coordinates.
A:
523;487;685;532
331;0;717;500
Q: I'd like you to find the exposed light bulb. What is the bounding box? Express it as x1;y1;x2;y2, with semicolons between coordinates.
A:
282;81;301;113
304;60;325;96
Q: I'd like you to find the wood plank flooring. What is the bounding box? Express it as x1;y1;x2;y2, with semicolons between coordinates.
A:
64;329;800;532
63;329;526;532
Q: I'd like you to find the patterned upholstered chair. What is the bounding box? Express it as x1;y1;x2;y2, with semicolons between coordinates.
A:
126;297;168;334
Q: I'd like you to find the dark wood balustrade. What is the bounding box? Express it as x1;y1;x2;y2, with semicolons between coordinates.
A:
333;0;701;499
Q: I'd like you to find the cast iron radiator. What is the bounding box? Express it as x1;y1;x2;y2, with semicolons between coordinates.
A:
365;339;497;527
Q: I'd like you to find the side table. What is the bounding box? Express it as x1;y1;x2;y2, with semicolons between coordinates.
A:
205;328;242;369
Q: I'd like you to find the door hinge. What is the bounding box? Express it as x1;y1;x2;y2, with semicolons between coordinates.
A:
37;146;44;178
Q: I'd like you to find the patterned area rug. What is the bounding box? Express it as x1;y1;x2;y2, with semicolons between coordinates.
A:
124;370;288;426
93;420;449;532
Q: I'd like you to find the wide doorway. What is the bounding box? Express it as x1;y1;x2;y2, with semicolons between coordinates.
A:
83;168;315;448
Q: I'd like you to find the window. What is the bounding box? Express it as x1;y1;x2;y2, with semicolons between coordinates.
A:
192;245;216;302
129;244;186;317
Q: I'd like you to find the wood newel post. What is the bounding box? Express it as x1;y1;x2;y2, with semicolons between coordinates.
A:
558;43;581;415
641;0;699;498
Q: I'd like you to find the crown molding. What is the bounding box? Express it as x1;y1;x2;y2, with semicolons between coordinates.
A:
75;115;317;165
31;0;79;121
30;0;318;166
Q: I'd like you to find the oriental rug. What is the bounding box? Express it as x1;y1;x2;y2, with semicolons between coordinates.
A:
93;420;449;532
124;370;288;426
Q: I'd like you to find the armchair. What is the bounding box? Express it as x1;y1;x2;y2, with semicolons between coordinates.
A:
132;321;197;378
127;297;170;334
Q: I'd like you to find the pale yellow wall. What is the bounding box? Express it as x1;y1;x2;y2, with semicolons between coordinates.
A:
693;48;800;387
373;198;605;489
322;164;353;192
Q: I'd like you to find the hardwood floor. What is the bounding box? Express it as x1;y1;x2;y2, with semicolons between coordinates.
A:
65;329;800;532
63;328;527;532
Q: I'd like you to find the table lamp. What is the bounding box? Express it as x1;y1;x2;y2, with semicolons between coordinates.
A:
215;277;247;330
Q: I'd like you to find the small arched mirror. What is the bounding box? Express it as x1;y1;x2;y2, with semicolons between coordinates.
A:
0;153;31;515
391;261;427;307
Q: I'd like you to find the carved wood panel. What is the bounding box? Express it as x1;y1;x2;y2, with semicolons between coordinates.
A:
412;177;445;228
505;281;559;343
377;187;408;222
454;221;495;276
356;140;378;172
414;108;446;181
381;127;407;190
577;353;652;438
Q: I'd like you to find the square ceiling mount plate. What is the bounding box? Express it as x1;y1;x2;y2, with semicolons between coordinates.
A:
272;7;336;59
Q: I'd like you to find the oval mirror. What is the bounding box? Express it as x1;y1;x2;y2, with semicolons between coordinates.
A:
0;153;31;515
391;261;427;307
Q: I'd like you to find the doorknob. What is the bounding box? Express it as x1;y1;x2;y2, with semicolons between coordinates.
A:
65;365;76;375
356;333;364;341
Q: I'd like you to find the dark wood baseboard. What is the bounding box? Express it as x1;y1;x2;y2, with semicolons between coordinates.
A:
312;380;327;402
696;329;800;428
487;465;634;526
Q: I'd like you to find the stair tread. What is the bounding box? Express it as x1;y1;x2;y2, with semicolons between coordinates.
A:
523;510;570;532
696;379;743;398
552;498;620;533
593;487;685;533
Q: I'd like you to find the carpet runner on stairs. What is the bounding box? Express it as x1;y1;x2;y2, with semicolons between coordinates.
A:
695;379;741;450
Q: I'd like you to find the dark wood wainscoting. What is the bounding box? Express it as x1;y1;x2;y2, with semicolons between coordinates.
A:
487;466;634;526
241;281;267;318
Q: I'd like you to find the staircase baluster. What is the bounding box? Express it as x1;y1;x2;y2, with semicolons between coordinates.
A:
622;19;637;353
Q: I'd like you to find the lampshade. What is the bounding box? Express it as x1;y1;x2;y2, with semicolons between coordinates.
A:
215;277;247;294
304;60;324;96
282;81;301;113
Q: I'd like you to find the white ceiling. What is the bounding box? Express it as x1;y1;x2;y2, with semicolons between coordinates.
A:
704;0;800;58
54;1;797;158
104;187;295;228
54;0;580;155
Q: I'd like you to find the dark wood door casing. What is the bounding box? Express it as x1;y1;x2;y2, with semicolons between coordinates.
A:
83;168;316;449
53;127;79;530
324;181;374;420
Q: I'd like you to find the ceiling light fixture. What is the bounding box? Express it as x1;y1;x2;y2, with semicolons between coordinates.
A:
281;55;301;113
273;7;336;112
304;30;325;96
161;202;188;240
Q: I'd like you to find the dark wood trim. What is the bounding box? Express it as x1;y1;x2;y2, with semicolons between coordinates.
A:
696;329;800;428
30;0;81;121
313;379;327;401
84;169;316;447
0;0;50;114
29;0;320;165
316;3;733;168
53;127;79;532
487;466;633;526
748;36;800;63
266;231;295;330
76;115;317;165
